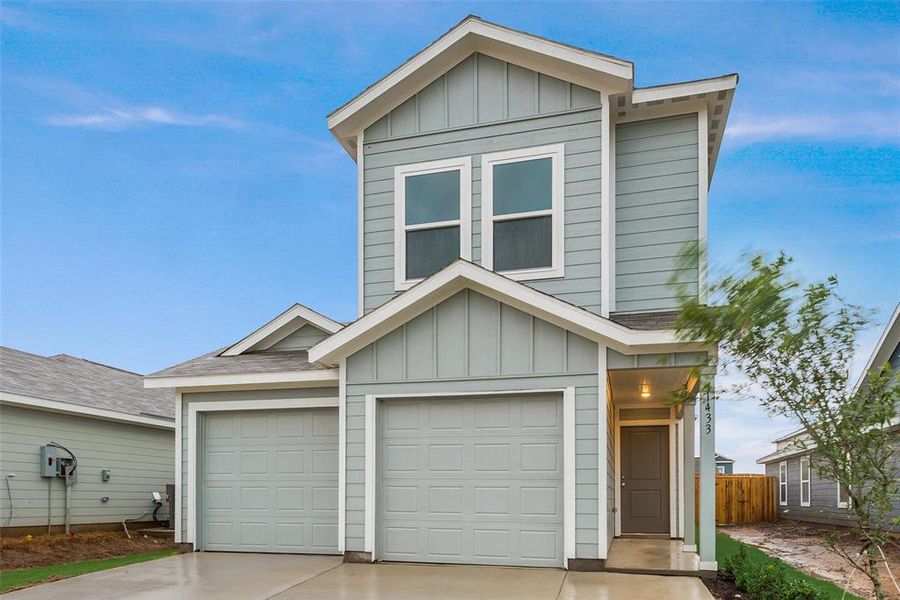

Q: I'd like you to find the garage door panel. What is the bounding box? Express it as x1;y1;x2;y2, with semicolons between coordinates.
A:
201;407;338;554
378;395;564;567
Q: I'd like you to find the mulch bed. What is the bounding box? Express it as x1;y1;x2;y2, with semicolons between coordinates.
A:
1;531;176;571
704;572;746;599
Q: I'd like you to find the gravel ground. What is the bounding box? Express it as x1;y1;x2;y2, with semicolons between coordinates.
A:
1;531;175;571
721;521;900;599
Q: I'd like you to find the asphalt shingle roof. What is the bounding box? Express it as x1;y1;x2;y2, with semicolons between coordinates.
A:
0;346;174;420
147;349;329;379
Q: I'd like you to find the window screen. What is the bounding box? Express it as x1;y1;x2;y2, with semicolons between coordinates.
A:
405;226;460;280
493;215;552;272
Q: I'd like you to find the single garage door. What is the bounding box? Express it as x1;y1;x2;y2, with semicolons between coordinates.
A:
378;394;564;567
201;407;339;553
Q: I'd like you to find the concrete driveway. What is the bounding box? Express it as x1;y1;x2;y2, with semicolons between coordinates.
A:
4;553;714;600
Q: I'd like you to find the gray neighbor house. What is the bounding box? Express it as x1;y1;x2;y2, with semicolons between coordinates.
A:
757;304;900;527
0;347;175;534
146;16;739;572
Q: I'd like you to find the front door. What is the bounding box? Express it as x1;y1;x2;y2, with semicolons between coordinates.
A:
621;425;669;534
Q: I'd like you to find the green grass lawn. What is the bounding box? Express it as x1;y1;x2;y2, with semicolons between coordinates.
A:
714;530;862;600
0;549;178;593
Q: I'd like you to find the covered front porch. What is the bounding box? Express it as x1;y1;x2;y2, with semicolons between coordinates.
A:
604;348;718;573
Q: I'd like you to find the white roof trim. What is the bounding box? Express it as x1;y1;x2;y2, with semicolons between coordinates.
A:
632;74;738;104
852;303;900;393
327;15;633;155
309;260;706;366
0;391;175;430
143;369;340;390
221;303;344;357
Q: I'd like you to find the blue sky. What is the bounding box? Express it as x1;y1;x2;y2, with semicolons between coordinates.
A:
2;2;898;472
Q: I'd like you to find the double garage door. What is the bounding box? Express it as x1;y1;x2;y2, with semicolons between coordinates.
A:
199;395;563;567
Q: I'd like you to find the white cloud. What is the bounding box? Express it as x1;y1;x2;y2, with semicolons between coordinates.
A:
46;105;245;131
726;111;900;146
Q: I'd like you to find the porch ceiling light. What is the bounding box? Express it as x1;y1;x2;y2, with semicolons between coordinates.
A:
640;383;651;399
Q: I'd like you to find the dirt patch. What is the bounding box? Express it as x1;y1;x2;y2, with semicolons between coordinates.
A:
1;531;176;571
703;572;745;599
721;521;900;599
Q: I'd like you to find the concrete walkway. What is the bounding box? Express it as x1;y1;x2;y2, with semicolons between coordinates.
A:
5;553;714;600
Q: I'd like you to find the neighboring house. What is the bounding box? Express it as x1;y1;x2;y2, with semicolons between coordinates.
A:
147;16;738;571
0;347;176;535
757;304;900;526
694;454;735;475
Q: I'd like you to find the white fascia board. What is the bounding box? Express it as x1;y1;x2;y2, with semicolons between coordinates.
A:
309;261;705;365
632;74;738;104
143;369;340;390
0;391;175;430
221;304;344;357
853;303;900;392
327;17;633;153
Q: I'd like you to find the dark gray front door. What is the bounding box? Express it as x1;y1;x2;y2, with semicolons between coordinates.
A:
621;425;669;534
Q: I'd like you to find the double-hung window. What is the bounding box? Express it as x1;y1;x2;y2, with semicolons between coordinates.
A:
394;157;471;289
778;461;788;506
800;457;811;507
481;144;565;280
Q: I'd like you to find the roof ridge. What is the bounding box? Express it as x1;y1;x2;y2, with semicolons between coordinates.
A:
49;353;143;377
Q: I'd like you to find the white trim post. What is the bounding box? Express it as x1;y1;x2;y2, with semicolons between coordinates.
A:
698;368;717;570
338;359;347;554
174;391;183;544
682;400;696;552
600;93;614;317
357;131;365;317
564;387;576;568
364;394;376;557
597;349;608;559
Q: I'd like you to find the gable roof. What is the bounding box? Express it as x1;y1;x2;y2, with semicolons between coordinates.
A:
327;15;634;155
0;346;174;427
309;260;706;366
221;303;344;357
854;303;900;392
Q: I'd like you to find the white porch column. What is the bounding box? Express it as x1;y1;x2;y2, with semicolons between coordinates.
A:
682;400;696;551
698;367;717;570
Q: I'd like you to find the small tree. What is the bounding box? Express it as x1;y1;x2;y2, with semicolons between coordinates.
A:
671;246;899;599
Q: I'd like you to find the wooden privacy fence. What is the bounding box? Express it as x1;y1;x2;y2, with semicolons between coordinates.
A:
695;474;777;525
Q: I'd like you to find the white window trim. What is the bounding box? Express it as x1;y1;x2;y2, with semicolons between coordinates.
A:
800;457;811;507
394;156;472;291
364;388;575;568
837;482;851;509
778;461;788;506
481;143;565;281
716;465;726;474
185;397;339;549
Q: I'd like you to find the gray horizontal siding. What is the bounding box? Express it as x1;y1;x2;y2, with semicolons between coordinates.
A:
615;114;700;313
363;108;603;315
365;53;601;141
0;404;174;528
179;387;338;539
766;442;900;526
345;290;601;559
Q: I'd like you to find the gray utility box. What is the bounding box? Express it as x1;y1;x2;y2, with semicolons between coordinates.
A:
40;445;76;481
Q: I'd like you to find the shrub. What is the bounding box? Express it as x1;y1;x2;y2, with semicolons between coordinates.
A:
723;545;826;600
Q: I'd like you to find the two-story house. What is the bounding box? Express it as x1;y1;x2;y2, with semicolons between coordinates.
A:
146;16;737;573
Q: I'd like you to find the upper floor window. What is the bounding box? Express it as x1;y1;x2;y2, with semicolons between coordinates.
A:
481;144;565;280
394;157;471;290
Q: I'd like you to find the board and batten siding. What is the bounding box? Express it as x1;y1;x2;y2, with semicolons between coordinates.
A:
365;53;602;141
615;114;700;313
363;108;603;314
179;387;338;537
345;289;602;559
0;404;174;528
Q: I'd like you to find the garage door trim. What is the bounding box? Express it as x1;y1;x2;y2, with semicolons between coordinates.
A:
364;387;575;568
187;396;339;548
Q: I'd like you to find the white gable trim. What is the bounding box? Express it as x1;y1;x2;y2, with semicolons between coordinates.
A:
144;369;339;390
221;304;344;357
0;391;175;429
632;74;738;104
853;303;900;393
309;260;704;365
327;16;633;155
